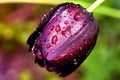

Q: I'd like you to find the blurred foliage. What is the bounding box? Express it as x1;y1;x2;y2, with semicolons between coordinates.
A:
0;0;120;80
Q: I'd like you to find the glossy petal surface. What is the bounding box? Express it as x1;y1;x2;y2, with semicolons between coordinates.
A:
27;3;98;77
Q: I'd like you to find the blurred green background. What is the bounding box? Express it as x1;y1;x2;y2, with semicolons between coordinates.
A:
0;0;120;80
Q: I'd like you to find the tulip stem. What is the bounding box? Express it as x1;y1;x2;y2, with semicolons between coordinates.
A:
87;0;105;12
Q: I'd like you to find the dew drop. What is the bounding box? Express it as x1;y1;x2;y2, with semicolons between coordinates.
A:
63;27;66;30
44;52;48;57
36;53;42;59
74;11;83;21
72;47;76;51
85;41;88;44
67;8;72;13
51;7;53;10
52;51;55;53
61;26;72;38
64;20;69;25
84;34;87;37
51;35;58;44
70;53;73;56
73;62;78;65
60;53;66;57
73;59;78;65
90;16;93;21
80;47;82;50
39;38;42;42
47;31;50;35
50;25;54;31
86;50;91;56
55;24;61;33
83;20;89;27
43;38;46;42
59;16;62;18
70;14;72;16
83;9;86;13
46;44;52;49
31;46;35;54
73;59;76;62
86;53;89;56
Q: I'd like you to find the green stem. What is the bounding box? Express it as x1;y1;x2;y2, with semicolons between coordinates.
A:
86;0;105;12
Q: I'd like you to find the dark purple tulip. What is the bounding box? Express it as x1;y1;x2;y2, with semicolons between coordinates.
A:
27;3;98;77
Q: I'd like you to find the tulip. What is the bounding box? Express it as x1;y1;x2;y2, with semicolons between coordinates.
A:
27;2;99;77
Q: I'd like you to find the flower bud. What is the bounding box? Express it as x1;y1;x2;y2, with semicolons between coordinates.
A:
27;3;98;77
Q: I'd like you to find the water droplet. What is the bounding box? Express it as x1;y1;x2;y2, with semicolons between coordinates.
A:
46;44;52;49
73;59;78;65
70;53;73;56
60;53;66;57
74;62;77;65
85;41;88;44
86;50;91;56
72;47;76;51
47;31;50;35
45;65;55;72
90;16;93;21
86;53;89;56
44;52;48;57
63;27;66;30
36;53;42;59
64;20;69;25
51;35;58;44
76;4;80;8
67;8;72;13
52;51;55;53
73;59;76;62
50;25;54;31
51;7;53;10
85;34;87;37
80;47;82;50
39;38;42;42
83;20;89;27
74;11;83;21
31;46;35;54
59;16;62;18
83;10;86;13
43;38;46;42
55;18;58;22
55;24;61;33
61;26;72;38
